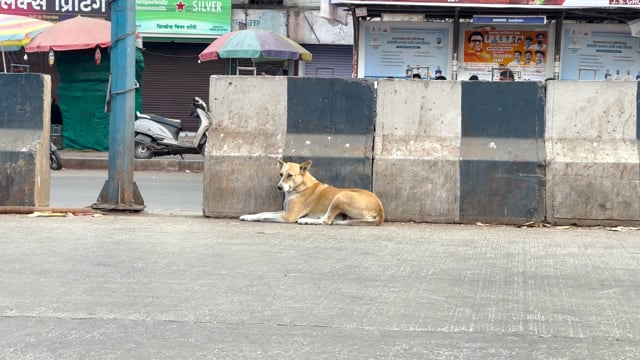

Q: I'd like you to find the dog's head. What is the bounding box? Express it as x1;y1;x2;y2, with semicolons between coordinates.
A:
276;160;312;192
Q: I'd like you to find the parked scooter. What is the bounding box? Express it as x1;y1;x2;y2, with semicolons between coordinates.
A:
134;97;211;159
50;143;62;170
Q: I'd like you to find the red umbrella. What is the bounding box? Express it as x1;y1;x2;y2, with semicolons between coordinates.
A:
25;16;111;52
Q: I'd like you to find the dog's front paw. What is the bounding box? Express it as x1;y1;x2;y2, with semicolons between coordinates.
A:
297;217;325;225
240;214;258;222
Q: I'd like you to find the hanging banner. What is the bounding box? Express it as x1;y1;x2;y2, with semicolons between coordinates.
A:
334;0;639;8
136;0;231;36
561;23;640;81
359;21;452;79
462;29;548;81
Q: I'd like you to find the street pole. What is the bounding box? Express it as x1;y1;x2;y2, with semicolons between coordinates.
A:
92;0;145;211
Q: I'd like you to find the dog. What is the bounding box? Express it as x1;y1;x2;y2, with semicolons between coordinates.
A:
240;160;384;225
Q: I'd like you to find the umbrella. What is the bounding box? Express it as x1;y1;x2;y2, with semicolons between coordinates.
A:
0;14;53;72
25;15;111;53
198;29;312;62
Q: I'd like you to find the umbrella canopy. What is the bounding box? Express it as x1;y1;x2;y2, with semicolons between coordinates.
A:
0;14;53;72
25;16;111;52
0;14;53;50
199;29;312;62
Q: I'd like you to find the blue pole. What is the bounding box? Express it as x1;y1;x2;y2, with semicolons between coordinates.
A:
93;0;145;210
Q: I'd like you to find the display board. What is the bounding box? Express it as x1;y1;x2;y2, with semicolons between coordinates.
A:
561;23;640;81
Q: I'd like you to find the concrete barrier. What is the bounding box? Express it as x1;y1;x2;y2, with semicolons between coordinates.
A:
0;73;51;207
545;81;640;226
204;76;288;218
459;81;546;225
204;77;638;226
286;78;375;190
373;79;462;223
203;76;375;218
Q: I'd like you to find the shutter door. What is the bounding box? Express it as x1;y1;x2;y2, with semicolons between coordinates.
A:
303;44;353;78
141;42;230;131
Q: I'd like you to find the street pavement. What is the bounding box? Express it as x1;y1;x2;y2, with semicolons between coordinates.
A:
57;150;204;172
1;213;639;359
50;169;204;215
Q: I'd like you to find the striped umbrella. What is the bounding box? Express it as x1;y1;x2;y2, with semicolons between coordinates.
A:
199;29;312;62
0;14;53;72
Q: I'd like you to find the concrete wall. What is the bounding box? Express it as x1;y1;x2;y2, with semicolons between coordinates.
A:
203;76;640;226
545;81;640;226
0;73;51;207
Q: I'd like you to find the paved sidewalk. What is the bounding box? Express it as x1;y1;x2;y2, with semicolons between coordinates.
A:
59;150;203;172
1;215;639;359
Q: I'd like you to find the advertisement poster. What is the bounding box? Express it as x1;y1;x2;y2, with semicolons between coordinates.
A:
342;0;639;8
135;0;231;36
561;24;640;81
360;21;451;79
462;29;548;81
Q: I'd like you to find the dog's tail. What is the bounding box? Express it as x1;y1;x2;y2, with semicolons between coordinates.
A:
376;204;385;225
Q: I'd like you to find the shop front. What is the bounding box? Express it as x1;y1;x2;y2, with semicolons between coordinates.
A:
327;0;640;81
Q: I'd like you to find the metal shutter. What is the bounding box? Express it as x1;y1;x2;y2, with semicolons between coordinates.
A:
140;42;230;131
303;44;353;78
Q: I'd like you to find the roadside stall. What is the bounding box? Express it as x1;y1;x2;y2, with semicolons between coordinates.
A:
323;0;640;81
26;16;144;151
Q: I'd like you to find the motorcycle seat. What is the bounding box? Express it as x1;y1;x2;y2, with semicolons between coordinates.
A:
139;113;182;129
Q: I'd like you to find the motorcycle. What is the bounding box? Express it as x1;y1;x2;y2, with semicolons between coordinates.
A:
50;143;63;170
134;97;211;159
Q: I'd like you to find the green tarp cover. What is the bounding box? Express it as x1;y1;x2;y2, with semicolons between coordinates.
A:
57;49;144;151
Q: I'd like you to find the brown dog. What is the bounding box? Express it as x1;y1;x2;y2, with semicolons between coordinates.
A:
240;160;384;225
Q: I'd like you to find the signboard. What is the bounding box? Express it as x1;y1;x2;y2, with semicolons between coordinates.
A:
231;9;285;33
473;15;546;25
561;23;640;80
462;29;548;81
333;0;640;8
0;0;232;36
0;0;108;20
359;21;451;79
136;0;231;36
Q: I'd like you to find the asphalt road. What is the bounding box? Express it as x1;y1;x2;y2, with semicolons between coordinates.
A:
51;169;204;214
0;215;639;359
4;170;640;358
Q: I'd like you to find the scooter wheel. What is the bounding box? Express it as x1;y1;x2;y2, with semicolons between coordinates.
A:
50;149;63;170
134;141;154;159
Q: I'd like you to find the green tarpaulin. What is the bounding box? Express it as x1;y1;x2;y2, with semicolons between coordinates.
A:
57;49;144;151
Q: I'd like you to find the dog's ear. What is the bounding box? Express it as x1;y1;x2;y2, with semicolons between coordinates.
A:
300;160;312;173
277;159;285;168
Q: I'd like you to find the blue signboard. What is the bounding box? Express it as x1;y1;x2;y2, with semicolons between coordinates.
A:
473;16;546;25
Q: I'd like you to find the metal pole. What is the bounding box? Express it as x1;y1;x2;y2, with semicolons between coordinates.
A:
351;6;359;79
553;11;565;80
452;9;460;81
92;0;145;211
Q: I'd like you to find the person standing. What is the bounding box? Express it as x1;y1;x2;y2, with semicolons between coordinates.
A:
499;68;515;81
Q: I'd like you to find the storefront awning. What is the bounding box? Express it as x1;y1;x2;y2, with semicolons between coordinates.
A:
331;0;639;9
328;0;640;22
